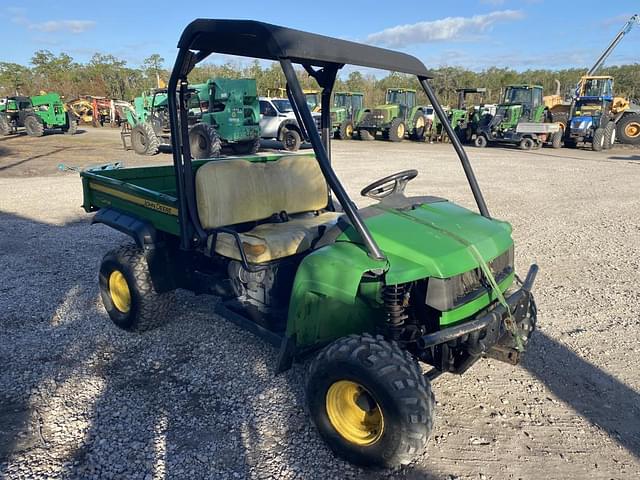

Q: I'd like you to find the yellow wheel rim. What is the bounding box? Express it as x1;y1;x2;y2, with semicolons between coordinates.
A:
326;380;384;446
397;123;405;138
624;122;640;138
416;117;425;129
346;124;353;137
109;270;131;313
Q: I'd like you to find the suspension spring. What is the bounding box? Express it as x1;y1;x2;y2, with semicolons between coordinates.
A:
383;284;409;339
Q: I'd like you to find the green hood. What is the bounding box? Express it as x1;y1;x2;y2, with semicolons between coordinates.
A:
340;201;513;284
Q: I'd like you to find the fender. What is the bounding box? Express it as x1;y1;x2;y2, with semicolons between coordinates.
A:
92;208;177;293
277;118;301;141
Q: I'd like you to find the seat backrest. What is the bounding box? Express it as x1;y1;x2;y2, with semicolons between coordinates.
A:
195;155;328;229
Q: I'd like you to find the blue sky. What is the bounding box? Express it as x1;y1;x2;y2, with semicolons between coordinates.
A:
1;0;639;72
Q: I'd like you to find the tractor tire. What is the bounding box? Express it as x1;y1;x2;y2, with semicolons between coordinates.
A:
592;127;605;151
358;129;375;141
131;122;160;155
603;122;616;150
63;112;78;135
411;114;426;141
24;115;44;137
306;333;435;467
473;134;488;148
99;244;175;332
551;129;563;149
189;123;222;159
0;115;10;135
282;128;302;151
231;137;261;155
616;114;640;145
387;118;405;142
337;120;354;140
519;137;534;150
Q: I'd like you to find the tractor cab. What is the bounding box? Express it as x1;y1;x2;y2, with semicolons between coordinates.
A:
304;89;321;112
333;92;363;116
386;88;416;120
500;85;544;124
578;76;614;98
330;92;364;139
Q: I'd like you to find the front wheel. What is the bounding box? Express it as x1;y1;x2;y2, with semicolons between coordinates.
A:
24;115;44;137
131;122;159;155
603;122;616;150
592;127;605;151
282;128;301;151
189;123;222;158
63;112;78;135
99;245;175;332
387;118;405;142
473;134;488;148
306;334;435;467
337;120;354;140
0;115;10;135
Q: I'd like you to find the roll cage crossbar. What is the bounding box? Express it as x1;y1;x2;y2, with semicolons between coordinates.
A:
168;19;490;260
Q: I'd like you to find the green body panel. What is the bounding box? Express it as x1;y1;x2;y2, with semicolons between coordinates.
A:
127;91;168;127
193;78;260;143
30;93;68;127
287;200;514;347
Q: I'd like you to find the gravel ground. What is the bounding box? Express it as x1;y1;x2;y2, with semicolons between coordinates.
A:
1;129;639;479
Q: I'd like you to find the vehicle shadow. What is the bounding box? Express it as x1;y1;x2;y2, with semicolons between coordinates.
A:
607;154;640;161
0;147;71;172
521;330;640;458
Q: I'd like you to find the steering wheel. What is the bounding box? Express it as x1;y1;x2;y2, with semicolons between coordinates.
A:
360;169;418;200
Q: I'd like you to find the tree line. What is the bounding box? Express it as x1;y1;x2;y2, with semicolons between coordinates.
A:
2;50;640;107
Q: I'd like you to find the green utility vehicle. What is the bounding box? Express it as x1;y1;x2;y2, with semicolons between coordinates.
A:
473;85;562;149
81;20;538;467
331;91;365;139
356;88;427;141
0;93;77;137
192;78;261;154
123;88;221;158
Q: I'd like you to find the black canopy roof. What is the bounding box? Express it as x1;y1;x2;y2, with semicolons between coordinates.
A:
177;19;433;78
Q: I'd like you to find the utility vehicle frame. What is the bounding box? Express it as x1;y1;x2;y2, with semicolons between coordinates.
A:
81;19;538;467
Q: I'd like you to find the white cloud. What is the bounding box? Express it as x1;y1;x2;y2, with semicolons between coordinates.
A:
29;20;96;33
366;10;524;47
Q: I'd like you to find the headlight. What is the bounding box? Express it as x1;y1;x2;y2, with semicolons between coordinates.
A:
425;246;514;311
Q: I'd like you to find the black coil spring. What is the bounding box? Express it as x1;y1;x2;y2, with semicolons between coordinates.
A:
383;284;408;327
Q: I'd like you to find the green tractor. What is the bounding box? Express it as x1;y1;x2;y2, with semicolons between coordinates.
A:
192;78;261;155
355;88;427;142
473;85;562;149
0;93;77;137
123;87;221;158
331;92;365;140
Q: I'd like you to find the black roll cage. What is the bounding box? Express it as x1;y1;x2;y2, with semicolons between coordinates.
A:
168;19;490;261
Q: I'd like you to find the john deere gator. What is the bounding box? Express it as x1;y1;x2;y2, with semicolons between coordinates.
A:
79;19;539;468
355;88;427;141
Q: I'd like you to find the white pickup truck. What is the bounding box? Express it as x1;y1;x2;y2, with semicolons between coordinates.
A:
259;97;321;151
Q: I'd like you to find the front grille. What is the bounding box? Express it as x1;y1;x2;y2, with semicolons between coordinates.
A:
455;248;514;305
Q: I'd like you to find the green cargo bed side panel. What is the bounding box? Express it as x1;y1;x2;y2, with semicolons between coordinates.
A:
286;242;385;347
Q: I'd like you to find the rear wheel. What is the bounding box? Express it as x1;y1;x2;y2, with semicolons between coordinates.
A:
0;115;10;135
99;245;175;332
189;123;222;158
603;122;616;150
24;115;44;137
282;128;302;151
306;334;434;467
473;134;488;148
388;118;405;142
592;127;605;151
519;137;534;150
231;137;260;155
131;122;160;155
338;120;354;140
616;114;640;145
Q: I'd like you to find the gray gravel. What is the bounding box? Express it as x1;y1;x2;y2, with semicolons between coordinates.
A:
1;131;639;479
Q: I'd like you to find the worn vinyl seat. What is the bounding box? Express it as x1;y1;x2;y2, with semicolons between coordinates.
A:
195;155;342;263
